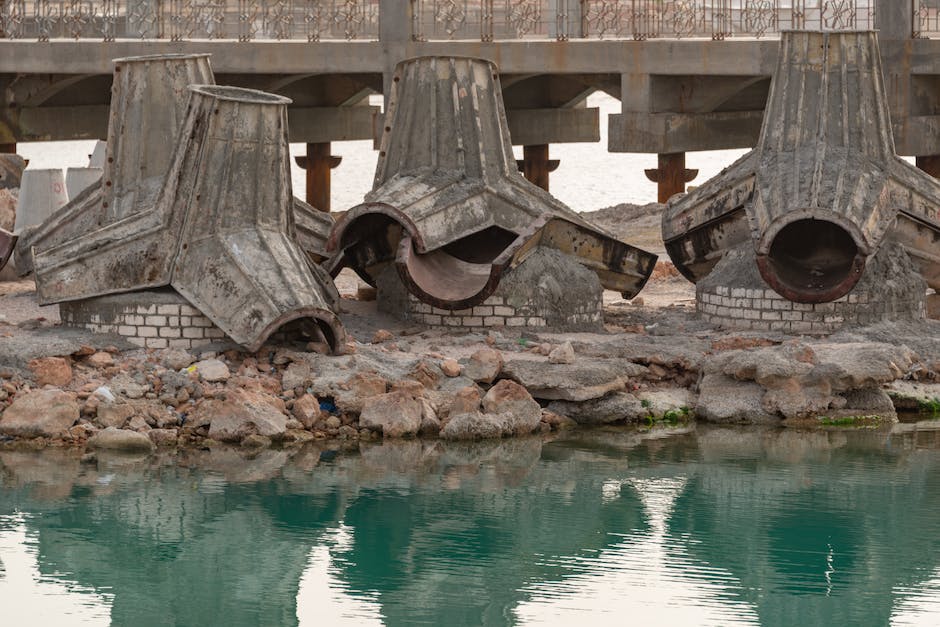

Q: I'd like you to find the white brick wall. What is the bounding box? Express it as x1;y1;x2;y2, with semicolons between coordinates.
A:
404;292;603;331
61;297;225;349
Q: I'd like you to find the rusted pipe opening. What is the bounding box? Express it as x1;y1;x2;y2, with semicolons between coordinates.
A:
759;218;865;303
441;226;518;264
399;238;497;308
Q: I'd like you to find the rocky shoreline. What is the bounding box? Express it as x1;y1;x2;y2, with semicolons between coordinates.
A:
1;269;939;454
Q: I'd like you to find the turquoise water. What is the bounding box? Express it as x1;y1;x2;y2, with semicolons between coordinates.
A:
3;424;940;626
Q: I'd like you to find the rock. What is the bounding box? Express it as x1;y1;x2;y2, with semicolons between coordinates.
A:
409;359;441;388
0;390;79;438
635;388;696;419
85;352;115;368
441;359;462;377
390;379;426;397
86;427;155;453
440;411;507;440
502;359;646;401
372;329;394;344
195;358;230;382
546;392;647;425
540;410;577;430
359;391;423;438
198;391;288;443
282;362;314;391
481;380;542;436
148;429;179;447
419;398;441;435
465;348;503;384
0;188;15;232
284;429;316;443
885;381;940;412
324;415;342;429
291;394;322;429
96;402;136;429
162;348;195;371
335;372;388;414
110;374;149;400
127;415;151;432
548;342;575;365
696;374;779;424
928;293;940;320
27;357;73;387
449;386;483;416
242;434;272;448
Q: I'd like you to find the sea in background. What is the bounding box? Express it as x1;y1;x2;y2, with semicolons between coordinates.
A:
15;93;749;213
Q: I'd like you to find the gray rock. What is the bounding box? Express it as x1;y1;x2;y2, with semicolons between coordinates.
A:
201;393;288;443
87;427;155;453
441;411;508;440
464;348;503;384
0;389;79;438
547;392;647;425
885;381;940;411
95;402;135;429
695;374;779;424
635;388;696;419
501;359;647;401
282;361;314;391
161;348;195;371
548;341;575;365
481;380;542;436
195;358;230;382
148;429;179;447
110;373;149;399
359;391;423;438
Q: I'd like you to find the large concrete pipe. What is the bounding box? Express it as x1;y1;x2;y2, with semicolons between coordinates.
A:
65;167;103;200
34;85;345;353
13;169;68;232
328;56;656;310
0;154;26;273
663;31;940;303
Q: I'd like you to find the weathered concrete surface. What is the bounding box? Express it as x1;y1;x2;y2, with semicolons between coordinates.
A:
663;31;940;304
328;56;656;310
33;84;346;353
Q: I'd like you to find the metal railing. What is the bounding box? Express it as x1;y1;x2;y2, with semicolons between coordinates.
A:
412;0;877;41
915;0;940;38
0;0;877;41
0;0;380;40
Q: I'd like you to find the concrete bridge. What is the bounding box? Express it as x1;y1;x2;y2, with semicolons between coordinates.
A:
1;0;939;204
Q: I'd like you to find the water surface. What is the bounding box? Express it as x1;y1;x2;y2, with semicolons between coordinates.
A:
3;424;940;625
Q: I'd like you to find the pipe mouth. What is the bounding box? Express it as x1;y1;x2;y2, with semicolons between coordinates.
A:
0;228;15;273
113;53;212;64
188;84;292;106
757;218;867;303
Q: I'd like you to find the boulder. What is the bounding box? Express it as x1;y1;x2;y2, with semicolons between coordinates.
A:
502;359;646;401
440;411;508;440
359;391;423;438
85;352;115;369
695;374;778;424
148;428;179;447
95;402;136;429
635;388;696;419
195;358;230;382
291;394;322;429
481;380;541;436
162;348;195;371
27;357;73;387
448;386;483;416
335;372;388;414
548;342;575;365
199;391;288;443
86;427;155;453
885;381;940;412
547;392;647;425
282;361;314;391
0;389;79;438
110;374;149;399
441;359;462;377
464;348;503;384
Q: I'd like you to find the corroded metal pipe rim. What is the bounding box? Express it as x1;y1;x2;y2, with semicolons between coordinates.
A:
113;53;212;64
188;84;292;105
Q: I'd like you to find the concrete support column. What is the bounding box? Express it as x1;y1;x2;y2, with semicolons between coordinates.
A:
917;155;940;179
644;152;698;203
516;144;559;191
295;142;342;212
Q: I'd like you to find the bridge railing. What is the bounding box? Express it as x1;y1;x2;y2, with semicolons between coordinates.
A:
915;0;940;38
0;0;877;41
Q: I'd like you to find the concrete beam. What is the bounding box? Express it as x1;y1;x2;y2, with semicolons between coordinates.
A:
2;104;379;143
287;106;379;142
506;108;599;145
608;110;763;153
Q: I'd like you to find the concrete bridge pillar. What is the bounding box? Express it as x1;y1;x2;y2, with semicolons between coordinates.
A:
295;142;341;212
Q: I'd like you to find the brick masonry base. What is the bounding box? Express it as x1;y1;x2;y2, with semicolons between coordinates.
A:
696;242;926;334
59;289;225;350
401;292;603;330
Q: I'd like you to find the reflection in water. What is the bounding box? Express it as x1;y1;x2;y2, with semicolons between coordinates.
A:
2;425;940;625
0;514;112;625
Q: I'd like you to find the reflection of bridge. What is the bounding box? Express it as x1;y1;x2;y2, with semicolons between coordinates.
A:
1;1;940;202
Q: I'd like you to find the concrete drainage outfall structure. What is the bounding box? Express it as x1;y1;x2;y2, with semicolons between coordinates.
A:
328;56;657;310
32;84;345;353
663;30;940;303
15;53;333;275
